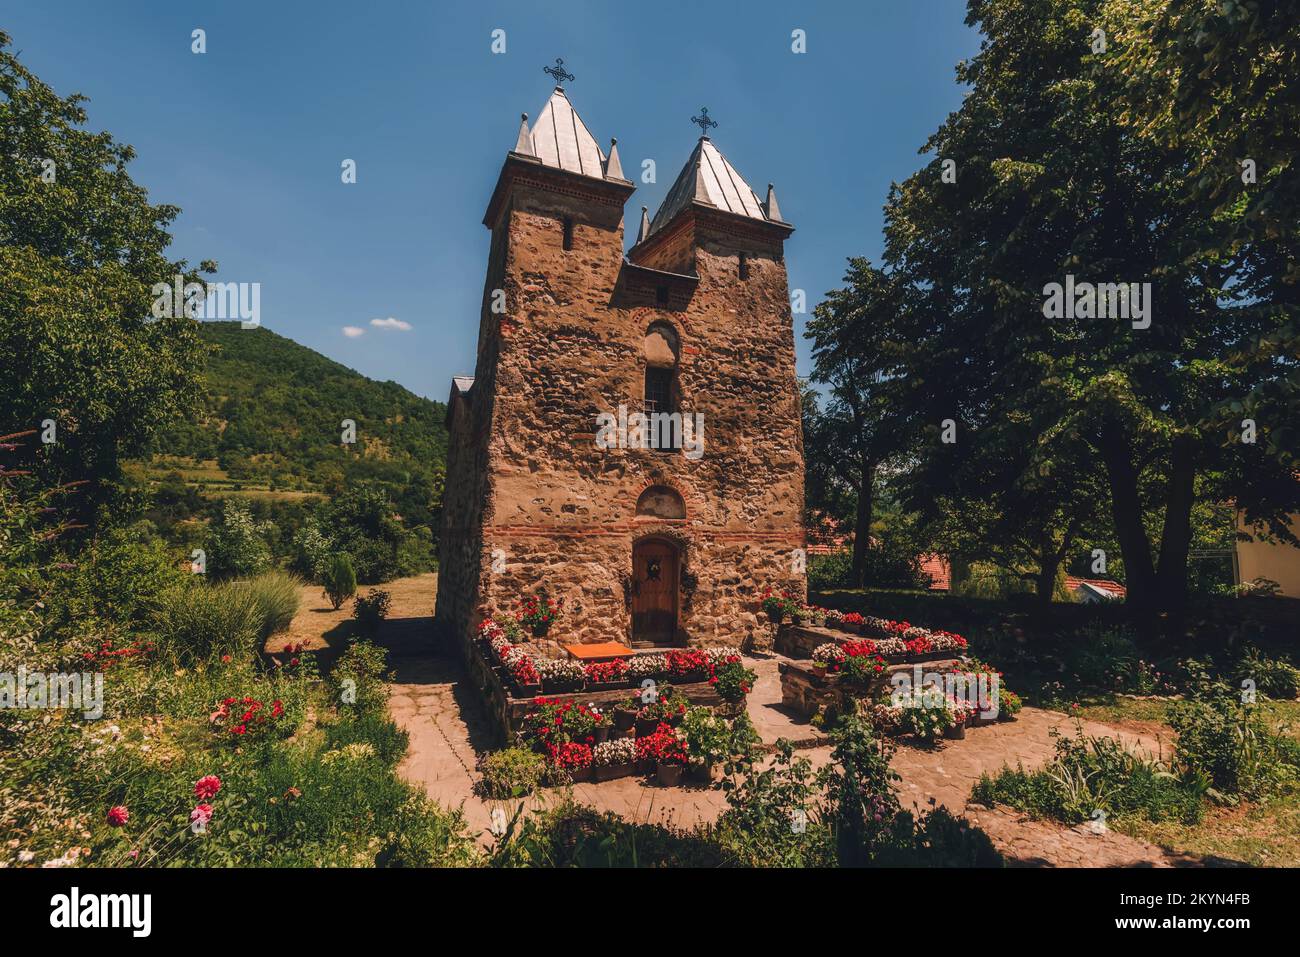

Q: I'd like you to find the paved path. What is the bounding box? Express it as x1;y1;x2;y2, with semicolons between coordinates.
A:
290;575;1207;865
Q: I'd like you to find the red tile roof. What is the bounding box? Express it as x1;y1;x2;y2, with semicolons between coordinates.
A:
1064;576;1127;598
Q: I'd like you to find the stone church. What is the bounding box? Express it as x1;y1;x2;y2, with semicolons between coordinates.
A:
436;78;805;653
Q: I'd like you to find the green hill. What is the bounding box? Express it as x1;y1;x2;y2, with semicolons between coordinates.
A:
136;321;447;529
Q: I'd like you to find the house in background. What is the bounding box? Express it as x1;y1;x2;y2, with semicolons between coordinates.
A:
1236;511;1300;598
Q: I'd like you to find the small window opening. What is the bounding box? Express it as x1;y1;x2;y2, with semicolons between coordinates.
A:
656;284;669;306
562;217;574;251
738;252;749;280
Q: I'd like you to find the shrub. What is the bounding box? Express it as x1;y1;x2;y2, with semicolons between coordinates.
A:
330;639;391;715
237;569;301;638
321;553;357;610
477;748;547;799
972;727;1206;826
152;581;264;664
1234;647;1300;700
1169;695;1300;799
207;500;273;579
352;589;392;637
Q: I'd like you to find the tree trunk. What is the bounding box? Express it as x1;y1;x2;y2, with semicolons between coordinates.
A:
1097;425;1157;619
850;461;876;588
1155;435;1197;632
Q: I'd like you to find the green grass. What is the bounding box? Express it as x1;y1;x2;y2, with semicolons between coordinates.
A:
1033;695;1300;865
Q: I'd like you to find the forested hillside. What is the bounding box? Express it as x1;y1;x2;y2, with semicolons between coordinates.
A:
139;321;447;525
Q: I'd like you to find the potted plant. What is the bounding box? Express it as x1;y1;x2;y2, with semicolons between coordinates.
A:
944;697;975;739
550;741;593;783
840;612;865;635
514;591;565;638
636;723;688;786
838;649;889;696
809;606;827;627
590;706;612;744
508;655;540;697
584;658;630;692
709;657;756;716
681;706;730;783
612;696;639;735
889;688;955;743
790;604;808;626
536;657;585;694
591;738;637;781
635;688;687;737
998;686;1022;721
664;649;711;682
760;587;792;624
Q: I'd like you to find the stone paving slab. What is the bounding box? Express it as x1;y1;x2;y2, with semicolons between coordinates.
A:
311;576;1207;865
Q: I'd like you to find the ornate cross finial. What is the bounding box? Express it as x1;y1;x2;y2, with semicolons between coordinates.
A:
543;57;575;87
690;107;718;137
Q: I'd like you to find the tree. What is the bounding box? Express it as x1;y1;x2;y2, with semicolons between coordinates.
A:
0;32;208;522
877;0;1297;626
804;260;909;586
207;499;273;579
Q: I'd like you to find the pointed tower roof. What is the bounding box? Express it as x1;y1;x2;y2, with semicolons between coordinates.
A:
646;136;779;237
525;87;607;179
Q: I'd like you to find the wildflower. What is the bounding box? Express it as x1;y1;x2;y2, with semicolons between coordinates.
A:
194;775;222;800
190;804;214;828
107;806;129;827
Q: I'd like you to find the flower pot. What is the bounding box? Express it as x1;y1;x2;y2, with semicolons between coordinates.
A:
569;764;593;783
530;621;552;638
594;725;610;745
944;723;966;740
515;681;541;699
971;713;998;727
810;616;826;628
635;716;660;738
588;681;629;693
714;700;744;718
790;614;807;627
766;609;785;624
656;761;685;787
613;709;637;733
687;761;717;784
542;679;585;695
594;762;634;782
998;712;1018;723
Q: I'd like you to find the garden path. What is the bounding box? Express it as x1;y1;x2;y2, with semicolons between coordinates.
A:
282;574;1211;865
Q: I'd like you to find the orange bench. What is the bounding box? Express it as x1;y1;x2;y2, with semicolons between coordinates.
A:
563;641;635;663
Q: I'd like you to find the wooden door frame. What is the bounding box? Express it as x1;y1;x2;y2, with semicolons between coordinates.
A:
631;535;682;646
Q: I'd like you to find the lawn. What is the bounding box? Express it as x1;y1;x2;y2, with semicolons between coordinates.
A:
1075;695;1300;866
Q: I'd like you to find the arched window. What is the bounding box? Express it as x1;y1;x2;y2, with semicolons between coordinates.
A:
643;323;680;452
636;485;686;519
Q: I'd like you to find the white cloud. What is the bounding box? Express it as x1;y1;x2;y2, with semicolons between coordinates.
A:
341;326;365;338
370;317;412;331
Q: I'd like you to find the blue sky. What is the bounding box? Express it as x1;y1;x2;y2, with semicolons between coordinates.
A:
7;0;978;401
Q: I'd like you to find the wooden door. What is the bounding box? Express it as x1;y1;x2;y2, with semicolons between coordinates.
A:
631;540;678;646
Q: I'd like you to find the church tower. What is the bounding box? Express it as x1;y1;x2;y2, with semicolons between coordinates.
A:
438;77;805;654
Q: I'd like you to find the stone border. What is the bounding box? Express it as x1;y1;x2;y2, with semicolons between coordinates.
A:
463;636;723;745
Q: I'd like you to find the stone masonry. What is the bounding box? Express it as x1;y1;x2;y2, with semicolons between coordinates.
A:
437;85;806;655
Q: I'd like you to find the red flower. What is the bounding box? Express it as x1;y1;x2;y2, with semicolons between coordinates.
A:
194;775;222;801
107;805;129;827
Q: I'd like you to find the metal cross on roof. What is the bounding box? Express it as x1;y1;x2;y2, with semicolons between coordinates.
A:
543;57;575;87
690;107;718;137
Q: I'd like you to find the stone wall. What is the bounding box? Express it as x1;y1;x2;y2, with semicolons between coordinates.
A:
439;157;806;653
